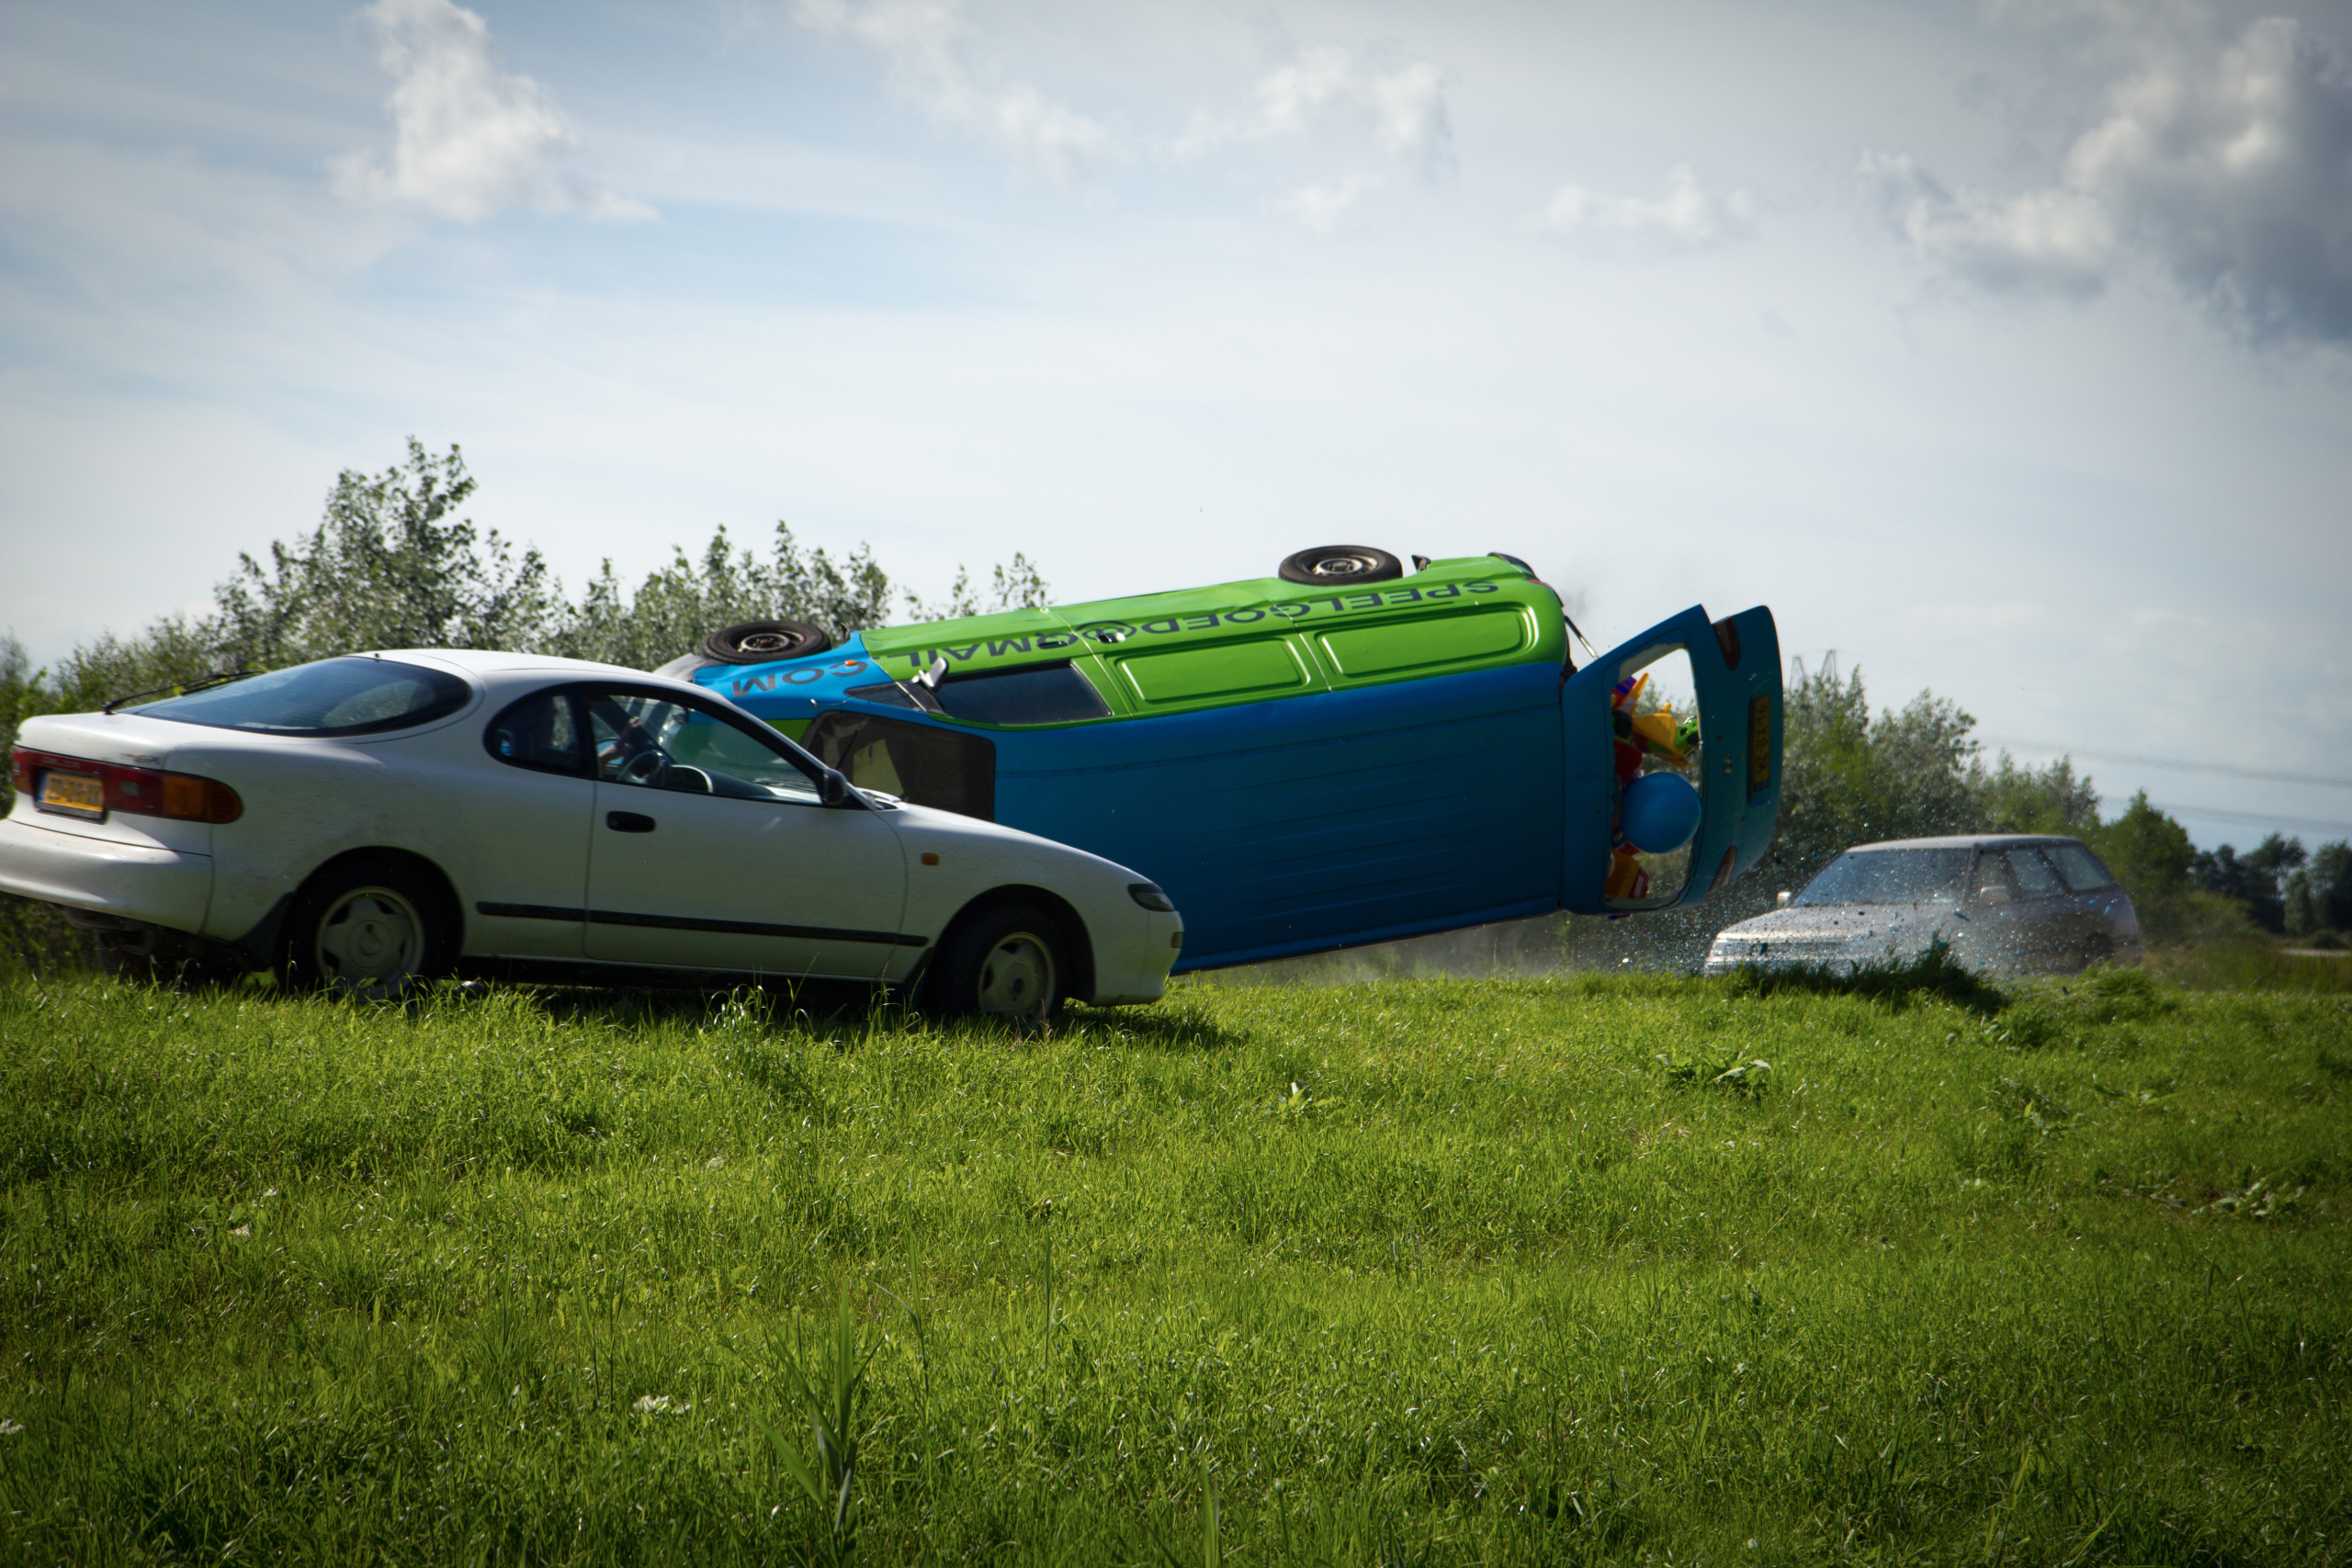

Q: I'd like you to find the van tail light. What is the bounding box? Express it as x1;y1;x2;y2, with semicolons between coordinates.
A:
12;747;243;824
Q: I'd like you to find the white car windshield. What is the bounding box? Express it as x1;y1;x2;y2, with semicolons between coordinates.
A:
1794;848;1973;907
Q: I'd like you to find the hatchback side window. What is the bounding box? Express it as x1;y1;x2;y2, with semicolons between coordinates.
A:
586;692;824;805
485;690;587;776
2046;841;2117;892
2007;848;2064;899
1973;853;2017;904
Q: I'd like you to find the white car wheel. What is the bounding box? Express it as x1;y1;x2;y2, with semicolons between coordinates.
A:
929;902;1069;1021
976;931;1057;1020
314;886;426;997
285;858;450;999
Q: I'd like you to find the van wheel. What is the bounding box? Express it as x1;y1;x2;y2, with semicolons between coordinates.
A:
1278;546;1402;586
281;858;453;999
926;903;1067;1021
701;619;833;665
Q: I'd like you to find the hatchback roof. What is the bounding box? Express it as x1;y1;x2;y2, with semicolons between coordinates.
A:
1846;834;2086;852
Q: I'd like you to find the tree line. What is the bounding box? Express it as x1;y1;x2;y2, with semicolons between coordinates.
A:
5;439;2342;970
1761;653;2346;946
0;439;1045;736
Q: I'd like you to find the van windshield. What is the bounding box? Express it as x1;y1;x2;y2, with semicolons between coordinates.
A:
1795;848;1973;907
133;658;472;737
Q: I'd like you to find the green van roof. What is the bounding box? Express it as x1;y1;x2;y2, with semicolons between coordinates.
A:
856;554;1567;724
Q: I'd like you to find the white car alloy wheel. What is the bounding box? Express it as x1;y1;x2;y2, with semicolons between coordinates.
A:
311;884;428;998
976;930;1057;1020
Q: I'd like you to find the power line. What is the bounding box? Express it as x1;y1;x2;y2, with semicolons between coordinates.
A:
1981;739;2352;792
2150;802;2352;838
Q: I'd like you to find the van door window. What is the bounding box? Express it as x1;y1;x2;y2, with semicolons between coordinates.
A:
1604;646;1702;905
935;662;1111;725
803;713;997;819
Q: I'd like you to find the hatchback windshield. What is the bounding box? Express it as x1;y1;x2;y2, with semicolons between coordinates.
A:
132;658;471;737
1795;848;1973;907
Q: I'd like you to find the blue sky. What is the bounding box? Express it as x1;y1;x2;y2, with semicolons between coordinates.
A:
4;0;2349;851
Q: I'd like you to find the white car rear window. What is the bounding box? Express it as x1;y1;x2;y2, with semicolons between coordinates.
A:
133;658;471;737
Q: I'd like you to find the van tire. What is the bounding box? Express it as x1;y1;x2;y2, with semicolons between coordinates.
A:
701;619;833;666
1278;546;1402;586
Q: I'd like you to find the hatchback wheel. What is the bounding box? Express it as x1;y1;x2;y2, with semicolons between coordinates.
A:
283;859;451;999
928;903;1067;1021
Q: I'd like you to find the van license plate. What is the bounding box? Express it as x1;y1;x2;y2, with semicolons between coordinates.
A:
39;771;106;819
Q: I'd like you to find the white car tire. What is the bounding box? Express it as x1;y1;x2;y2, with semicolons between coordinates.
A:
281;857;453;1000
927;902;1069;1022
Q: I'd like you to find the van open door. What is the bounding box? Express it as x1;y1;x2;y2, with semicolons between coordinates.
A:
1560;604;1781;916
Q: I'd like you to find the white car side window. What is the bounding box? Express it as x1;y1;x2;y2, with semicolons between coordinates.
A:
486;689;590;776
587;692;824;806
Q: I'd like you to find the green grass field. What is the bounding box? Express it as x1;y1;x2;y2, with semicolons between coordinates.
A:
1;963;2346;1565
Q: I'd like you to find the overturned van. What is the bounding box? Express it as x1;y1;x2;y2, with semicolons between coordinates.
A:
664;549;1783;973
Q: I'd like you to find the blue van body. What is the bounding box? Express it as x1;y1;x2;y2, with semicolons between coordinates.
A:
690;563;1781;972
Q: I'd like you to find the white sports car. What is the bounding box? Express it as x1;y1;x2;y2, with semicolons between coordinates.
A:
0;650;1184;1014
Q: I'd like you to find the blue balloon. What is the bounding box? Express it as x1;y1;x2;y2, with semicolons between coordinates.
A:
1622;772;1702;854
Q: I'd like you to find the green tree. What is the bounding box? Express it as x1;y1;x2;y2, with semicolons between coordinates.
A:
1;633;37;764
2191;834;2304;933
215;439;559;668
2083;792;2256;944
1974;752;2100;836
8;436;1046;721
1769;653;1986;889
2286;840;2352;936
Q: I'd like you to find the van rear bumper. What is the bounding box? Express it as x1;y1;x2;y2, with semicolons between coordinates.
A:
0;816;213;934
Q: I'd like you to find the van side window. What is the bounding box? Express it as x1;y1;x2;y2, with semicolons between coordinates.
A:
485;690;587;777
935;663;1112;726
803;713;997;819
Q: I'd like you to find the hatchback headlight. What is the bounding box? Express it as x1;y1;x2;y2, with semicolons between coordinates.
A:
1128;882;1175;913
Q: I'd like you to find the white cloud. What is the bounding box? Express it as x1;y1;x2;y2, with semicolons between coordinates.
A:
1865;16;2352;344
791;0;1111;187
1521;164;1755;252
334;0;651;222
1177;46;1454;182
1279;173;1379;236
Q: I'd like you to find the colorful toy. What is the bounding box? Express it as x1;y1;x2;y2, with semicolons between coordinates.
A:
1622;771;1703;854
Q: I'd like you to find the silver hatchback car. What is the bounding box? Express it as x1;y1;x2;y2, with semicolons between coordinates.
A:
1703;834;2143;977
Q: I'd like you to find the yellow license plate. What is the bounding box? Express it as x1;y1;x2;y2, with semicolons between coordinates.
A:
39;771;106;818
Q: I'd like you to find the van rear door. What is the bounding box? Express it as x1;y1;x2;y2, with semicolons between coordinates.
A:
1559;604;1781;915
